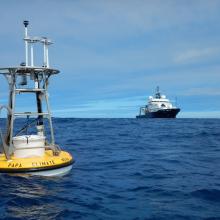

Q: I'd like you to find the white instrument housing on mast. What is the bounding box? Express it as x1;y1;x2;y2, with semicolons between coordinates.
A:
23;21;53;68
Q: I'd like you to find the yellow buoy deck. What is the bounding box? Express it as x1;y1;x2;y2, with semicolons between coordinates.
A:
0;150;74;173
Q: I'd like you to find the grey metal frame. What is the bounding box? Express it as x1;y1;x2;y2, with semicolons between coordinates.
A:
0;66;59;158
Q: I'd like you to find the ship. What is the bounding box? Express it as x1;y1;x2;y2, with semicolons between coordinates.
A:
136;87;180;118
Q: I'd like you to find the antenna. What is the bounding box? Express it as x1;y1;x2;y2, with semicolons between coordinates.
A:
41;37;53;68
22;20;53;68
28;37;41;67
23;20;29;66
155;86;161;99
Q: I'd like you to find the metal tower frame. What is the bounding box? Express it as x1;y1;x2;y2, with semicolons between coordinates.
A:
0;67;59;158
0;21;60;159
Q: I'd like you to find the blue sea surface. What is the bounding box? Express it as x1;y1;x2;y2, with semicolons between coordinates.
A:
0;118;220;220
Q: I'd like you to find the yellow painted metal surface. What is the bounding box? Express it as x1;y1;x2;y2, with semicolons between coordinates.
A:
0;150;73;171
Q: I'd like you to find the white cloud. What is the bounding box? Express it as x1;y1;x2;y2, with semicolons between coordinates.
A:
53;95;145;118
181;87;220;96
174;47;220;64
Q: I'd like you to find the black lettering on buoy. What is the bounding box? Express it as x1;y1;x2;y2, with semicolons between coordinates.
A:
48;160;54;165
32;162;37;167
61;158;69;162
8;163;12;167
7;162;23;168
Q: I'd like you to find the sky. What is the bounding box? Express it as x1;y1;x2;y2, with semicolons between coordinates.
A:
0;0;220;118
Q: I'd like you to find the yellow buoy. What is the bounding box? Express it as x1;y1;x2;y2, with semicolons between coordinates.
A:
0;20;74;176
0;150;74;176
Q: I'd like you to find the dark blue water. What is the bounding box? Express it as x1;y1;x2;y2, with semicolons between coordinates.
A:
0;118;220;220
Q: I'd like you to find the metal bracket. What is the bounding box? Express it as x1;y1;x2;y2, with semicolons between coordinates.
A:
0;105;12;160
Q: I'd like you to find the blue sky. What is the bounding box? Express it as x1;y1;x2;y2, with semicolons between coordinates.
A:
0;0;220;118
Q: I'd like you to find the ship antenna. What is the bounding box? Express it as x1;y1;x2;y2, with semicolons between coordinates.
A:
156;86;160;93
155;86;161;98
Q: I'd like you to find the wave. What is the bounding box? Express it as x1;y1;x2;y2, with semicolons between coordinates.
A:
191;189;220;203
1;118;220;219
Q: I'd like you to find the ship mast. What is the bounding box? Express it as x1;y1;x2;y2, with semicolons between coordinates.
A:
155;86;161;99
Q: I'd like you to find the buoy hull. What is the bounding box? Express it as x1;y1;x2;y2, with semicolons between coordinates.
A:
27;164;73;177
0;150;74;177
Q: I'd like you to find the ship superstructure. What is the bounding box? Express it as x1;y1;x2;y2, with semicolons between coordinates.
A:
136;87;180;118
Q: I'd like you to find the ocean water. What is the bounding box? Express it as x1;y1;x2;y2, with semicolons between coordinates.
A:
0;118;220;220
